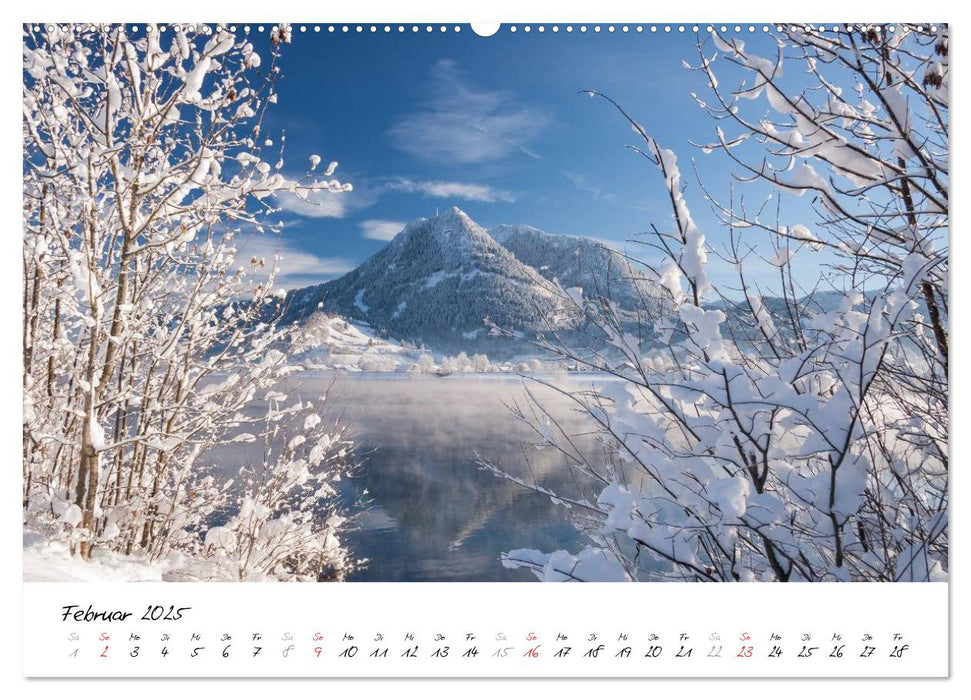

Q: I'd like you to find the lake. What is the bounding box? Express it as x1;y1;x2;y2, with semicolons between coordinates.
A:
284;371;610;582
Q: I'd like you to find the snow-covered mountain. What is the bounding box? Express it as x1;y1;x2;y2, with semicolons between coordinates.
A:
282;207;665;356
491;224;666;318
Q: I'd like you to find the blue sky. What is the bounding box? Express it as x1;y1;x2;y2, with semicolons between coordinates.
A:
249;27;804;292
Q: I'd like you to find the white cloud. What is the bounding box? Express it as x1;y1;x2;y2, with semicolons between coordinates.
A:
274;189;351;219
562;171;617;203
387;59;545;164
360;220;407;241
234;234;355;289
385;177;515;203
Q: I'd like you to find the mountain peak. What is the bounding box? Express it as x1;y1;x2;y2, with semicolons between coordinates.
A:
398;205;479;239
394;206;492;252
433;205;475;228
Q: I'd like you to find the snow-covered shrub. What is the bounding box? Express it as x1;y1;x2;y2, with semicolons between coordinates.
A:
200;400;360;581
513;359;543;373
486;26;948;582
357;353;396;372
22;24;358;577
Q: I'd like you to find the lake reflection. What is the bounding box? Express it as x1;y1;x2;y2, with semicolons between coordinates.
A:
299;372;607;582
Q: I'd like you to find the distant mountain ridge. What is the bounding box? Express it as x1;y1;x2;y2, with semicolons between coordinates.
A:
491;223;666;319
282;207;667;356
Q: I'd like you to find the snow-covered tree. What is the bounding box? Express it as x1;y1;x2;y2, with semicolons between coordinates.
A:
22;23;357;577
292;310;334;352
410;353;436;374
486;25;947;582
471;353;492;372
440;351;474;373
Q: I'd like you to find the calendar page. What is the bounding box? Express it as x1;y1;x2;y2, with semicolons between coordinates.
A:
19;3;951;685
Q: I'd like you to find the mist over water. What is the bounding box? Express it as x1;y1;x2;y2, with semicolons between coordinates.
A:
308;372;609;582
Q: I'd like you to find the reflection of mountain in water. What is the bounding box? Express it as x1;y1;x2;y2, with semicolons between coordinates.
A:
324;373;606;582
